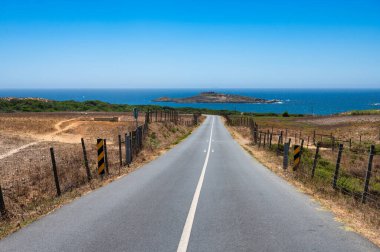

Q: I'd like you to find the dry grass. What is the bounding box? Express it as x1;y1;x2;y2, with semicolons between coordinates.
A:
0;112;196;238
250;114;380;144
227;124;380;248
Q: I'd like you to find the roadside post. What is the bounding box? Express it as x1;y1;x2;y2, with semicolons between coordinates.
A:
104;139;109;175
97;139;106;177
293;145;301;171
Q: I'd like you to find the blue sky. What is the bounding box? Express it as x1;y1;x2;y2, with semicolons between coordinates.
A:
0;0;380;89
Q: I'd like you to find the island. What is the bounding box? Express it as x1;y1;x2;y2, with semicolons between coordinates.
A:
153;92;281;104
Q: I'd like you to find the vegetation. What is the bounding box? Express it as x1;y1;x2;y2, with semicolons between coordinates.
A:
0;98;305;117
343;109;380;116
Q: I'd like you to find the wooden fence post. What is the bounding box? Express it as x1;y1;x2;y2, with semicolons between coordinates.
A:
118;135;122;174
277;132;282;156
263;133;266;148
258;133;262;148
50;147;61;196
285;129;288;140
283;143;289;170
254;124;258;144
0;185;6;216
81;138;91;181
269;133;273;148
104;139;109;175
362;145;375;204
311;143;320;178
349;138;352;150
125;133;132;166
313;130;316;145
332;144;344;189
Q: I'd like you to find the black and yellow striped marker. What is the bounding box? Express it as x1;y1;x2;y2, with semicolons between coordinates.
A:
97;139;105;175
293;144;301;170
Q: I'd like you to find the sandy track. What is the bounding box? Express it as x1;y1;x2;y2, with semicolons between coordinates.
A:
0;118;83;160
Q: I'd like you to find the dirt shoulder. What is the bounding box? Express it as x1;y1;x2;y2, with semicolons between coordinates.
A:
225;123;380;248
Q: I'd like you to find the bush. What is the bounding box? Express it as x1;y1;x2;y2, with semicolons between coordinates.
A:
282;111;290;117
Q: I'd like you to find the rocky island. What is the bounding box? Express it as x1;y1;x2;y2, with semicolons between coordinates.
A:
153;92;281;104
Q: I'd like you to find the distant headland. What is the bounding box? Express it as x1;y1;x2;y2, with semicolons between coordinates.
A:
153;91;281;104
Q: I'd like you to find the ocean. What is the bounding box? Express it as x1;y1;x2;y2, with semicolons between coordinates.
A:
1;89;379;115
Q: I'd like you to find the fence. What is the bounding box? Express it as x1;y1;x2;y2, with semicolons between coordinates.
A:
226;115;380;209
145;110;200;126
0;110;199;217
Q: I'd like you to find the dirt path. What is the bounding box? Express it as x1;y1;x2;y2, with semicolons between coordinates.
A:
0;118;83;160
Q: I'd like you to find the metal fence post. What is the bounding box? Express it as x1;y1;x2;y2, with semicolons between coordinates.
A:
362;145;375;204
50;147;61;196
332;144;344;189
311;143;320;178
81;138;91;181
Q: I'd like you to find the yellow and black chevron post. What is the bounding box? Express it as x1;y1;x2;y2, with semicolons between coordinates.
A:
293;144;301;171
97;139;105;175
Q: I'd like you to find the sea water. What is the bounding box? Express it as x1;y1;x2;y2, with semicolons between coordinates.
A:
0;88;379;115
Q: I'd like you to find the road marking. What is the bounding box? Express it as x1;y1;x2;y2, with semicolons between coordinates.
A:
203;149;206;153
212;149;214;153
177;116;214;252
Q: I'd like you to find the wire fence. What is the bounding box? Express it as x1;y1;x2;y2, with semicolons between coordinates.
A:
225;115;380;209
0;110;200;218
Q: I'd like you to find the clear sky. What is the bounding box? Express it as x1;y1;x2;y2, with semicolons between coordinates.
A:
1;0;380;89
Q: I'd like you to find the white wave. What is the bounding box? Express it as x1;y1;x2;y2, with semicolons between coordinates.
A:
372;103;380;106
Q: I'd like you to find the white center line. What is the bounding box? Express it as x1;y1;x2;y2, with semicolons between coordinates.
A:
177;116;215;252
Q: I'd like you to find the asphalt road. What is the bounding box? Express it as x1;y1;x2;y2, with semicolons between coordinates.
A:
0;116;378;252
